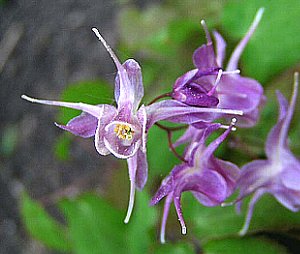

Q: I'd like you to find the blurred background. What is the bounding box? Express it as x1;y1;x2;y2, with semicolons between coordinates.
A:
1;0;300;253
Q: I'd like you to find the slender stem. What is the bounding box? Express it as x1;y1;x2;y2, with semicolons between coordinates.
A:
147;92;172;105
155;122;186;132
155;123;187;162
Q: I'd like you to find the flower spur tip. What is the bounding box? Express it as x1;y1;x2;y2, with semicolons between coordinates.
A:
91;27;123;70
181;226;187;235
21;94;34;102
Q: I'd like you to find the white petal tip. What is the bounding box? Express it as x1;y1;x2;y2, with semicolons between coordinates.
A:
91;27;100;36
200;20;206;25
231;117;237;125
123;218;130;224
254;8;265;25
257;7;265;16
221;201;234;207
160;237;166;244
21;94;34;102
181;226;187;235
238;229;247;236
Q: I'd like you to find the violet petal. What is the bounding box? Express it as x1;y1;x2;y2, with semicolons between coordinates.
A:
55;112;98;138
94;105;118;156
213;31;226;67
135;149;148;190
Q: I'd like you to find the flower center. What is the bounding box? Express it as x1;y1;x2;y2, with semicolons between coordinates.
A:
114;124;135;140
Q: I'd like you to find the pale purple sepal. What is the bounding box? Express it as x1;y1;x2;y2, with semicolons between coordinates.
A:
55;112;98;138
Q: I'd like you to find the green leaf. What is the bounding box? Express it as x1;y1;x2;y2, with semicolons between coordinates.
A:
204;237;288;254
0;124;18;157
184;193;300;241
154;242;195;254
147;124;184;178
222;0;300;83
21;193;71;251
59;193;127;254
54;133;72;161
126;191;157;254
57;80;113;124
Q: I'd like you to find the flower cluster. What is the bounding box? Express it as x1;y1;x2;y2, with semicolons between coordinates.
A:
21;7;300;243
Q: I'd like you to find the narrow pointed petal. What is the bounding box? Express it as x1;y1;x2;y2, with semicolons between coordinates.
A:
265;91;291;157
150;175;175;206
160;193;173;244
278;73;298;148
173;192;187;235
137;105;147;151
239;189;265;236
21;95;103;118
213;31;226;67
145;100;243;129
135;149;148;190
201;122;235;161
55;112;98;138
124;156;137;223
94;105;117;156
124;179;136;223
92;28;135;109
226;8;264;71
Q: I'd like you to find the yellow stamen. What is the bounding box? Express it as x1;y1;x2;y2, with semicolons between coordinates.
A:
114;124;134;140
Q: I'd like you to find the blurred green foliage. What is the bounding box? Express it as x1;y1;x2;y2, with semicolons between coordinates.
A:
204;237;288;254
21;193;71;252
21;0;300;253
1;124;18;157
222;0;300;84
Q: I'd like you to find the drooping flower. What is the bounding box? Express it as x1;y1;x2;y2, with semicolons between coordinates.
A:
150;119;240;243
22;28;149;223
171;8;265;127
236;73;300;236
22;28;243;223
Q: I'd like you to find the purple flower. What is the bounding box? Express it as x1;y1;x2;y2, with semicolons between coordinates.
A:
22;28;148;223
171;8;265;127
236;73;300;236
150;120;240;243
22;28;243;223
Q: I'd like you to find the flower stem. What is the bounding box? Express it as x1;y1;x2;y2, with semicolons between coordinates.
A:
155;122;187;162
147;92;172;105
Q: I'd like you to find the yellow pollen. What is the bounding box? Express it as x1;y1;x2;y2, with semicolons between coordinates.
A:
114;124;134;140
